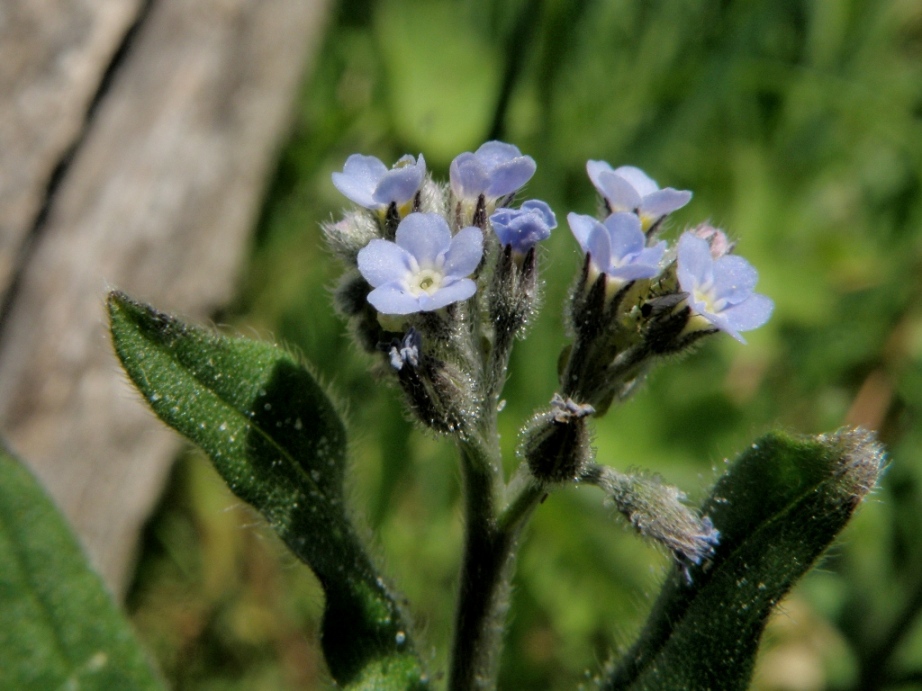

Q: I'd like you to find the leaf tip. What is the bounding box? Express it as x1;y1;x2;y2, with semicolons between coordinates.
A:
822;426;886;508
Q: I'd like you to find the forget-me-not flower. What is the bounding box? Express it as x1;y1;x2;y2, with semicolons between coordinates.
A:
357;212;483;315
450;141;536;202
568;212;666;286
676;232;773;343
489;200;557;254
586;161;691;230
332;153;426;214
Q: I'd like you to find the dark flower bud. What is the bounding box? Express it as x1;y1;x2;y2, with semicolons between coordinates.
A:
522;394;595;483
384;329;476;435
489;244;538;342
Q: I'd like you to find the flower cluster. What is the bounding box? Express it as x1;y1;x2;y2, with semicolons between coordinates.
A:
327;144;771;418
326;143;770;566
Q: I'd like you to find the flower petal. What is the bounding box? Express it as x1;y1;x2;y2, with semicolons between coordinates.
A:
484;157;537;198
373;154;426;206
520;199;557;228
586;160;615;190
416;278;477;311
395;213;452;267
641;188;692;218
712;254;759;305
587;223;612;272
332;154;388;208
490;201;555;252
608;262;662;282
721;294;774;333
367;283;423;315
596;170;642;211
676;232;715;293
635;241;667;270
475;141;523;166
613;165;659;197
603;212;645;261
358;239;416;287
450;153;489;199
567;213;598;254
443;226;484;278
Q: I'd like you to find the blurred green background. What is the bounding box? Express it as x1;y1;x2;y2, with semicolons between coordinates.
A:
126;0;922;688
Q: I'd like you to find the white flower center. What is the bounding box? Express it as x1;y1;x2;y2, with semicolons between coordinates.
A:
693;280;727;314
408;268;444;296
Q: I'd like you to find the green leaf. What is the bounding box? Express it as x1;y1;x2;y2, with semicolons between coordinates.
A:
0;442;164;691
107;291;427;689
602;429;884;691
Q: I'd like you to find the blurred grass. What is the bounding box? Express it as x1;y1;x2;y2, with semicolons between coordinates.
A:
127;0;922;688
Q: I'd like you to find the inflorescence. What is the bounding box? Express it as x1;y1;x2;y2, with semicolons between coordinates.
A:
325;141;773;567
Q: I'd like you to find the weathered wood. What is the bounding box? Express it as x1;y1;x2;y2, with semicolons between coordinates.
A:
0;0;145;300
0;0;329;598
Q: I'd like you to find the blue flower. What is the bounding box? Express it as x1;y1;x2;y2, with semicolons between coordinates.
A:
586;161;691;230
332;153;426;213
489;200;557;254
357;212;483;315
567;212;666;285
450;141;536;201
676;232;773;343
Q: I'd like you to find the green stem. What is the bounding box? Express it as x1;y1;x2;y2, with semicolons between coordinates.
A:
448;438;505;690
448;437;545;690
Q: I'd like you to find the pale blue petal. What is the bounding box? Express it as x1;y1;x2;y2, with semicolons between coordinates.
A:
676;233;714;293
609;262;662;282
357;239;416;287
641;188;692;217
491;201;555;252
712;254;759;305
417;278;477;311
373;154;426;206
367;283;423;315
332;154;388;208
604;212;645;260
635;241;667;269
722;294;774;333
596;170;642;211
443;226;484;277
567;213;598;254
613;165;659;197
703;311;743;343
520;199;557;228
586;160;615;190
587;224;612;272
395;213;452;267
450;153;489;198
474;141;523;166
485;157;537;197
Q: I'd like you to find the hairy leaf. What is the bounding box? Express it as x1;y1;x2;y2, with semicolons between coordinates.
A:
0;442;164;691
108;291;427;689
602;429;884;690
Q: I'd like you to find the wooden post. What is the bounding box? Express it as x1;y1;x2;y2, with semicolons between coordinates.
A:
0;0;330;598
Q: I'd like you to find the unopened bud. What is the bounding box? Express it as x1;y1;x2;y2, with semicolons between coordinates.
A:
522;394;595;482
322;211;380;265
386;329;476;435
582;465;720;577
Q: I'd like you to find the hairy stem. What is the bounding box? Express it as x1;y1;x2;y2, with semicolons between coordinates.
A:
448;439;544;690
449;438;506;690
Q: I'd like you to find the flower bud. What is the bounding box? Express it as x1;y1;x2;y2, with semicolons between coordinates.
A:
322;211;380;265
581;464;720;576
522;394;595;482
386;329;477;435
